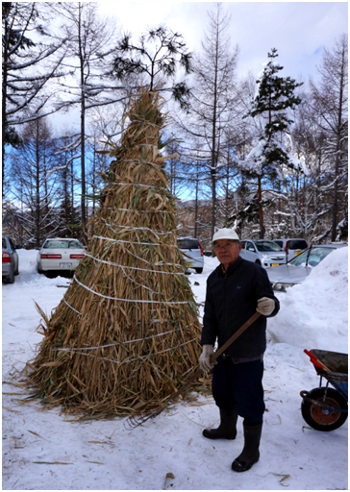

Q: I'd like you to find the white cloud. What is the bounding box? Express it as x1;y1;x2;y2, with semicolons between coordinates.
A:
97;1;348;81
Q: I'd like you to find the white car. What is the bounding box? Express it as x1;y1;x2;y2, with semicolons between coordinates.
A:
178;237;204;274
37;238;85;275
239;239;286;268
266;243;347;291
2;234;19;284
273;238;308;261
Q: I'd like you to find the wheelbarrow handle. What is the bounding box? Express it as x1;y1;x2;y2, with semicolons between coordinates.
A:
304;349;332;372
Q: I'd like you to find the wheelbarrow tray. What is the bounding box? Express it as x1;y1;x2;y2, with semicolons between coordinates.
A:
307;349;348;399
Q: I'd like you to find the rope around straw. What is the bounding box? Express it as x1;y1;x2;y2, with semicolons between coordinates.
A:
23;90;203;419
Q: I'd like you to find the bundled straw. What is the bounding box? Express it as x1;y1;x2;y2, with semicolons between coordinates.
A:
25;90;202;419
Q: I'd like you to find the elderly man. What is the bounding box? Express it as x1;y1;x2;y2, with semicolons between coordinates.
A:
200;228;280;472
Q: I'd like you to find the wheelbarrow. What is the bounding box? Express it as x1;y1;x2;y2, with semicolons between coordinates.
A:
300;349;348;431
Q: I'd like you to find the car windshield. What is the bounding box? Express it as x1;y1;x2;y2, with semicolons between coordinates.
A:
288;239;308;249
178;239;199;250
289;247;334;267
2;238;7;249
44;240;84;249
254;241;282;252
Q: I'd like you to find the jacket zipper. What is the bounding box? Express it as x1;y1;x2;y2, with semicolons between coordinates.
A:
223;271;228;345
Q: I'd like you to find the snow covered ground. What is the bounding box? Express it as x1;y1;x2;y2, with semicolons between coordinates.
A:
2;247;348;490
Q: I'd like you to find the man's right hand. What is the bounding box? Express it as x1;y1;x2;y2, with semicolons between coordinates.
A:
199;344;214;372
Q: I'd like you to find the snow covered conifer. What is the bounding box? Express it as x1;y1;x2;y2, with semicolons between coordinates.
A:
241;48;304;237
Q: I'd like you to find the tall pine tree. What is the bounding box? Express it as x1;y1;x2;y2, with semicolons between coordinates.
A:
242;48;303;238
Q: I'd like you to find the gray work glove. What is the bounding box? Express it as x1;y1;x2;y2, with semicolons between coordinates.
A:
199;344;214;372
257;297;275;316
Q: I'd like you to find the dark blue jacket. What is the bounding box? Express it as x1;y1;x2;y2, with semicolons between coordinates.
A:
201;257;280;358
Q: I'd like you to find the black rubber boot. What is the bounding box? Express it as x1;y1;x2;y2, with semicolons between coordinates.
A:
231;423;262;472
202;406;238;440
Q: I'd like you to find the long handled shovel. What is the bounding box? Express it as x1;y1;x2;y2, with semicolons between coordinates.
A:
127;311;261;428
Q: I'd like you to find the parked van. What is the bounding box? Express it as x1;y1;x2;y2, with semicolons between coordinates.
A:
178;237;204;274
273;238;308;261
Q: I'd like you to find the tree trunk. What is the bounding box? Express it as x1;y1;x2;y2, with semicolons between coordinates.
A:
258;176;265;238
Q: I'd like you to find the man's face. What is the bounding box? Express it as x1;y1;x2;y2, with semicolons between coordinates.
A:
213;240;242;269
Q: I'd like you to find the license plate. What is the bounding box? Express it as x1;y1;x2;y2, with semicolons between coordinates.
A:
59;262;72;269
271;263;279;267
295;250;302;255
187;262;193;267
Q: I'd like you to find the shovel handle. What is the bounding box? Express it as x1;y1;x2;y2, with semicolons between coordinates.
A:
172;312;261;399
210;311;261;363
174;312;261;400
130;311;262;427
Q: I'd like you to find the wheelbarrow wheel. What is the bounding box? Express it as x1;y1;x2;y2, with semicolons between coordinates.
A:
301;387;348;431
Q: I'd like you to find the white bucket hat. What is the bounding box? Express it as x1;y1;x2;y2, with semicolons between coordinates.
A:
212;228;240;243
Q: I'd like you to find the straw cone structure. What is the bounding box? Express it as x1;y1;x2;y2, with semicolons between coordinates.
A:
26;91;202;418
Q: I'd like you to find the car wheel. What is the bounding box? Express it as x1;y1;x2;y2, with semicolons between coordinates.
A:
301;387;348;431
7;269;15;284
195;267;203;274
255;260;261;265
44;271;57;279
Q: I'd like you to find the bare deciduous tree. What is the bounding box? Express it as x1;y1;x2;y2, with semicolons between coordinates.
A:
175;3;239;238
310;34;348;241
51;2;120;232
2;2;67;195
9;118;62;247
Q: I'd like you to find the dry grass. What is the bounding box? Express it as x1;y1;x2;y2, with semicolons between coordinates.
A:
24;90;202;419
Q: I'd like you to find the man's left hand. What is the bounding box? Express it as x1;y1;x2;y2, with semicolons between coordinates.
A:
257;297;275;316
